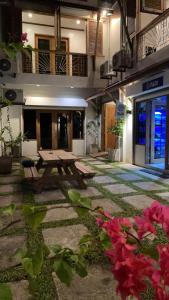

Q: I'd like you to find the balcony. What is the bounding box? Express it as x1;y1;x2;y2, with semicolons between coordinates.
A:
137;8;169;61
22;49;88;77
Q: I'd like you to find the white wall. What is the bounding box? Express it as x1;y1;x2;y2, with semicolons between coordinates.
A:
22;12;87;54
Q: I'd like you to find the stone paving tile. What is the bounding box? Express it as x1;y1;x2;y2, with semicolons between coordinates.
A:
9;280;30;300
132;181;166;191
43;204;78;223
53;265;120;300
122;194;155;210
0;194;22;207
95;164;114;170
0;176;22;184
104;184;136;194
73;187;102;197
93;176;116;184
133;170;160;181
0;210;24;230
117;163;142;170
34;190;66;203
43;224;88;251
116;173;143;181
91;198;122;214
0;184;21;194
156;192;169;201
88;161;106;165
106;168;128;175
0;235;25;270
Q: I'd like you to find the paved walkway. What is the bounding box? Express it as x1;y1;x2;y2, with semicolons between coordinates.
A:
0;158;169;299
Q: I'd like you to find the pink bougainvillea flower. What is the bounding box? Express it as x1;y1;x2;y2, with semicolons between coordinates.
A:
21;32;28;42
143;201;164;224
134;216;156;239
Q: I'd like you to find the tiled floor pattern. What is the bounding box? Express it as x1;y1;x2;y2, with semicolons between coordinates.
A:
0;159;169;299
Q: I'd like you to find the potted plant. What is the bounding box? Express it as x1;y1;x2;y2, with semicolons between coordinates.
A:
107;118;124;162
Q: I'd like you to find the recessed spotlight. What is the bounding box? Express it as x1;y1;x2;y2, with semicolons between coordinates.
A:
70;86;74;89
36;84;40;87
28;13;33;18
76;20;81;25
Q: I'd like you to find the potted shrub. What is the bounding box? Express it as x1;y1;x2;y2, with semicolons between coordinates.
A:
107;118;124;162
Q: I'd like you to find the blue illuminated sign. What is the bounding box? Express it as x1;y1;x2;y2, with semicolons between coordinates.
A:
143;77;163;92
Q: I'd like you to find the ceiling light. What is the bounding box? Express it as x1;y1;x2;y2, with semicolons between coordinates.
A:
102;10;107;17
28;13;33;18
36;84;40;87
76;20;81;25
70;86;74;89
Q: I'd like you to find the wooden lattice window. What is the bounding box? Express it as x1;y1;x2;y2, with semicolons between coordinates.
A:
141;0;163;13
87;20;103;56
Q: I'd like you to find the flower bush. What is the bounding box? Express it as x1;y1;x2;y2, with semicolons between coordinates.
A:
97;201;169;300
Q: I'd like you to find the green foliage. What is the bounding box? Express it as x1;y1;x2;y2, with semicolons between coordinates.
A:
0;283;12;300
0;204;16;218
53;246;87;286
0;41;33;60
99;231;112;250
22;205;47;231
68;190;92;210
17;247;44;279
108;118;124;137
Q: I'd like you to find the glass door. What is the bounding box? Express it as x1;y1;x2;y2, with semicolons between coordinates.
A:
150;96;167;166
56;112;71;150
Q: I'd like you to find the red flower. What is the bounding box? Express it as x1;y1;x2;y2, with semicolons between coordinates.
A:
21;32;28;43
134;216;156;239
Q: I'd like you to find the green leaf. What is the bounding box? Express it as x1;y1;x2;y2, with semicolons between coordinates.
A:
141;245;159;260
75;258;88;278
99;231;111;250
32;248;43;276
68;190;91;209
22;205;47;231
79;197;92;209
53;259;74;286
0;283;12;300
2;204;16;217
22;257;34;278
68;189;81;203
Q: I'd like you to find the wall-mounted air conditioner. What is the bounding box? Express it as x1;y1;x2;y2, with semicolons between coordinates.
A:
0;51;18;77
2;89;25;105
112;49;131;72
100;61;117;79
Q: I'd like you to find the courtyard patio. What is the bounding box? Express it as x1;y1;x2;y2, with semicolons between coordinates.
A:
0;157;169;299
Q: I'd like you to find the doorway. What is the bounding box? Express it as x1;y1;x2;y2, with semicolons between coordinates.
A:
135;95;168;170
149;96;167;168
37;111;72;151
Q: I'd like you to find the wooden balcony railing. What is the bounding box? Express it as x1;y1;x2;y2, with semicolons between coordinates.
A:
137;8;169;61
22;49;88;77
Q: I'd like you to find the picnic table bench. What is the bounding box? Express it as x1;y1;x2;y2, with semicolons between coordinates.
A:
23;150;95;193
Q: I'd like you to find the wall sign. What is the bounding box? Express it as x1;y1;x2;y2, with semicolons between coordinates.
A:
143;77;163;92
116;103;126;119
141;0;163;14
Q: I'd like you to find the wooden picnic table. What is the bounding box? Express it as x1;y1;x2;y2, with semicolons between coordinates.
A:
34;150;89;193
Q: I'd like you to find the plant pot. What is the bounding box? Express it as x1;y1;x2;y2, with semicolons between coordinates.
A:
12;145;21;158
0;156;12;174
107;148;119;162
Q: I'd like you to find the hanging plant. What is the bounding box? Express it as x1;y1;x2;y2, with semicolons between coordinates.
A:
0;32;33;60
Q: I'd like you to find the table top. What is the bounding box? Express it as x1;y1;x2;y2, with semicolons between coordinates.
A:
38;150;78;162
